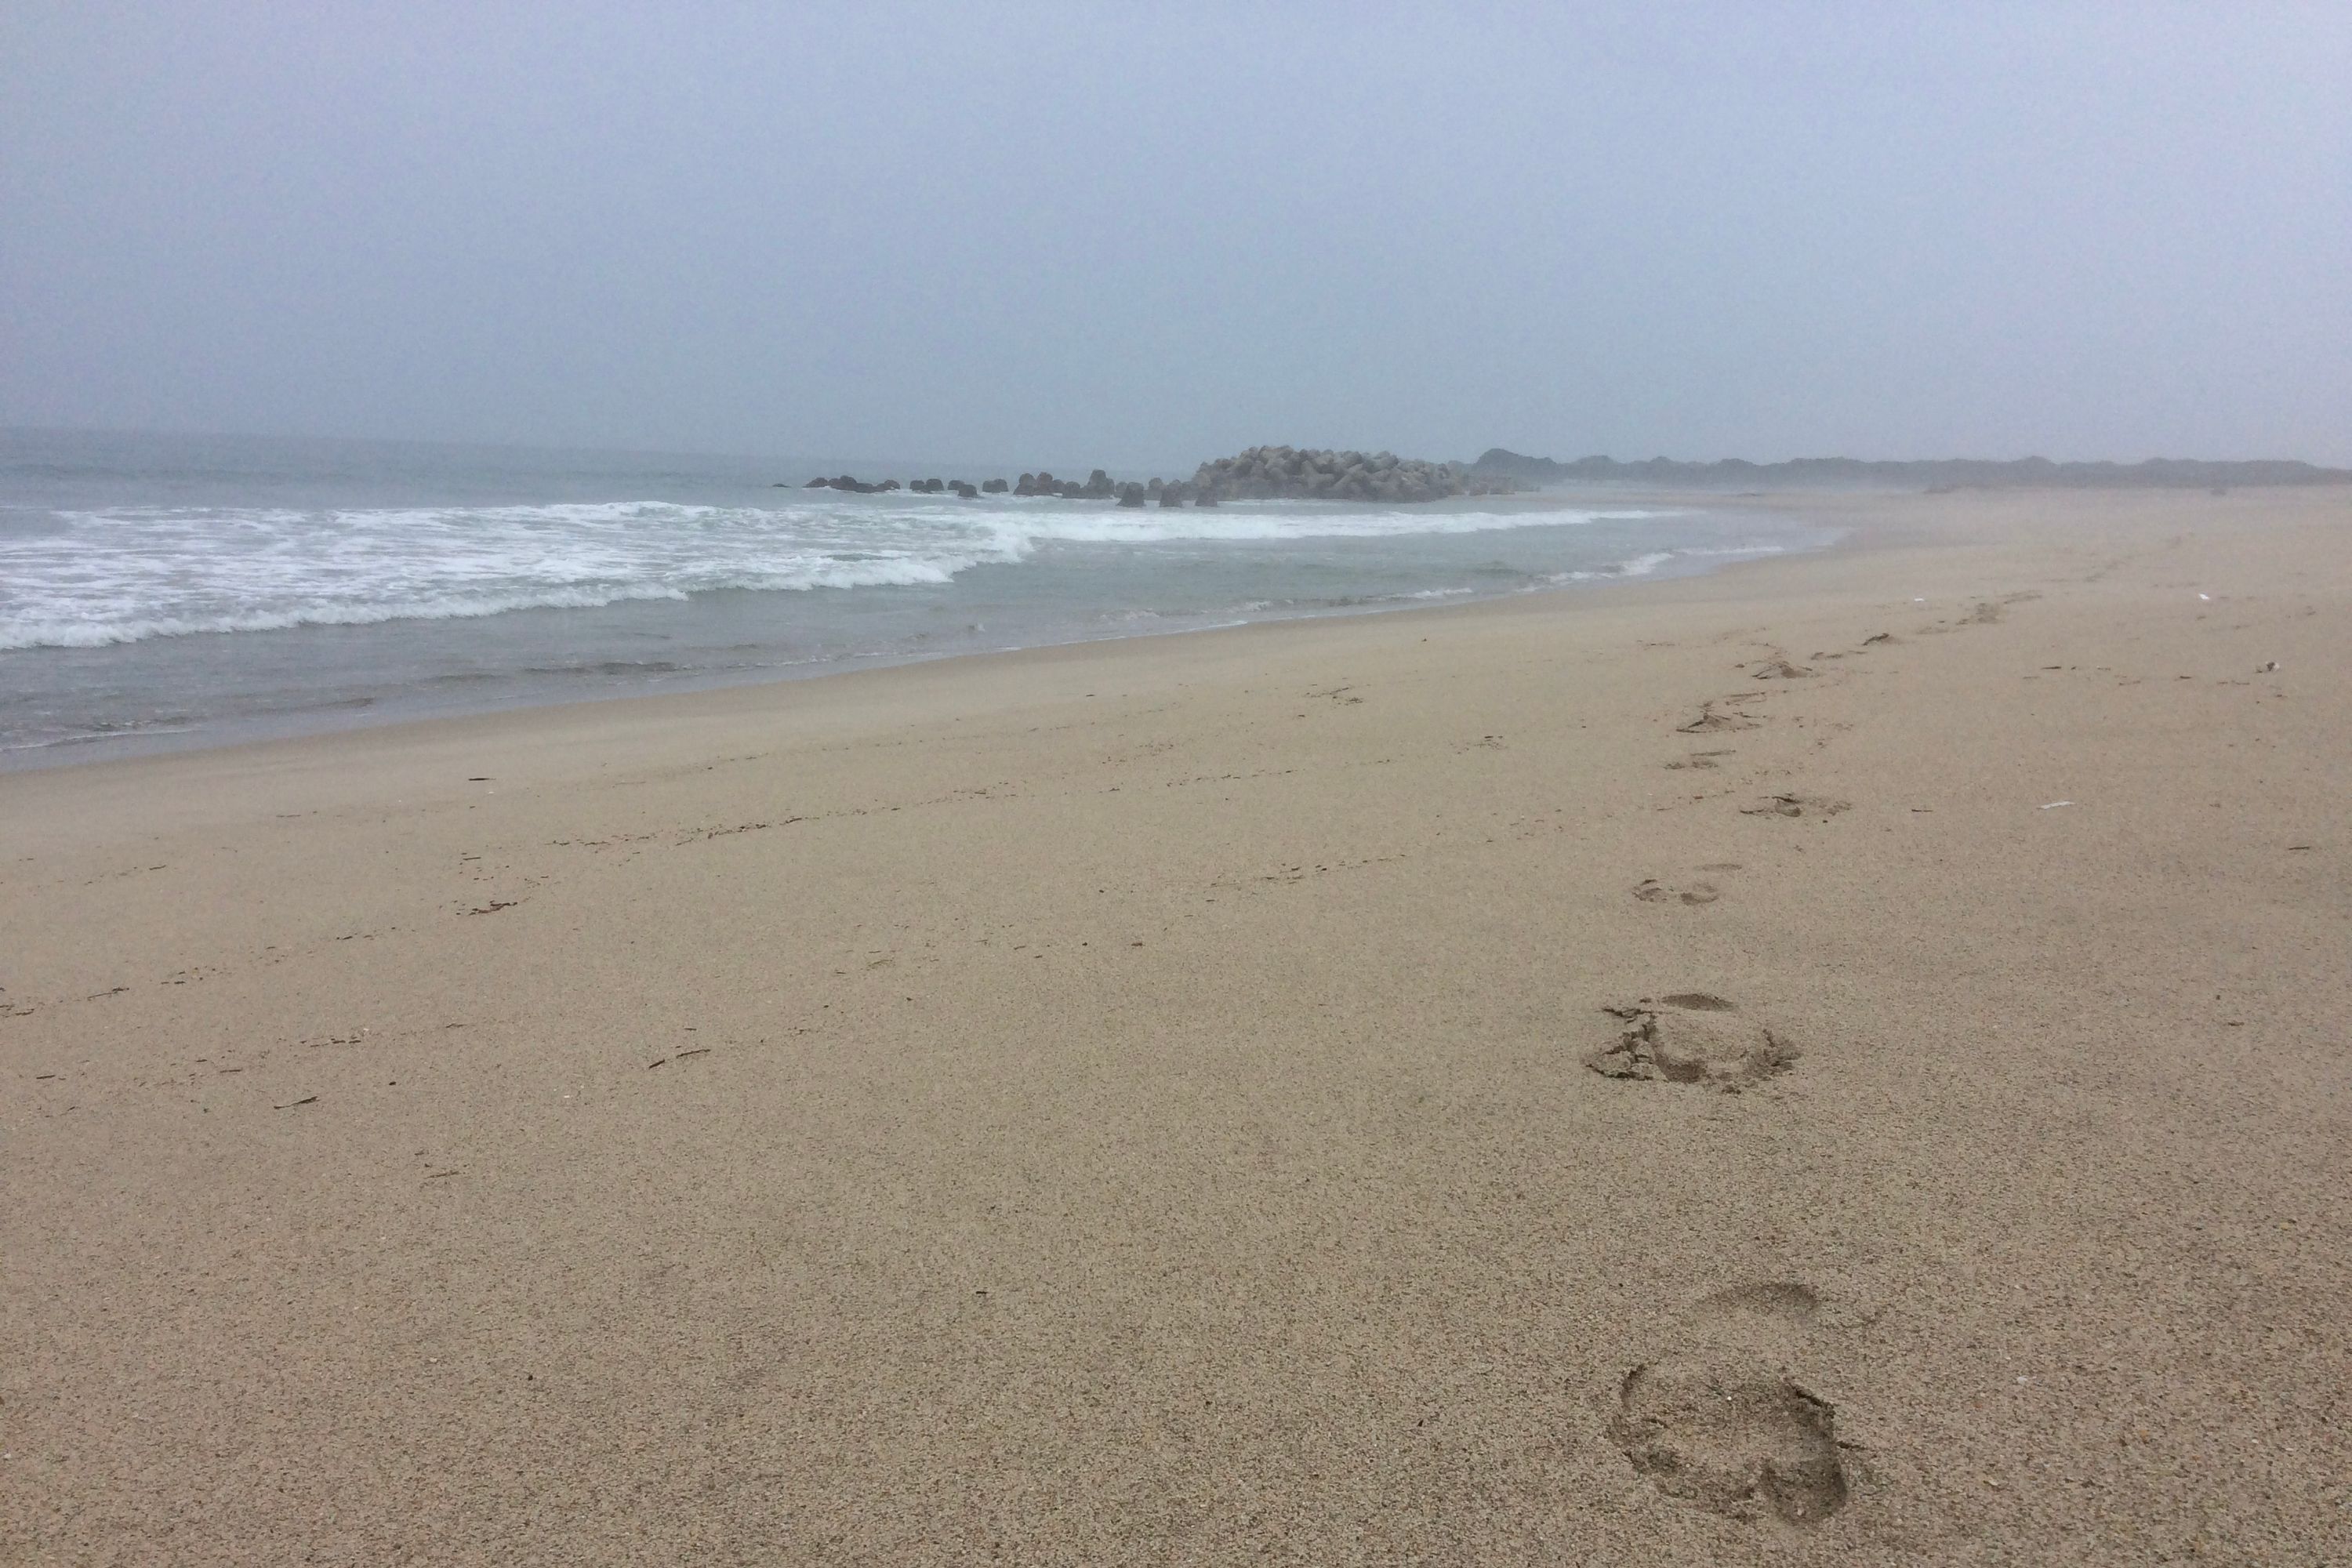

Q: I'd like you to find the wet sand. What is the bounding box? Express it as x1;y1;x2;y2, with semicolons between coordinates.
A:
4;487;2348;1563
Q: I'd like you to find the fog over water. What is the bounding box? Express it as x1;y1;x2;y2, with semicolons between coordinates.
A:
4;4;2348;467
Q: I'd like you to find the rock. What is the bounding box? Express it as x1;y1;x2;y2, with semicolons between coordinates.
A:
1159;482;1188;507
1188;446;1508;503
951;481;979;499
1117;483;1147;508
982;478;1009;493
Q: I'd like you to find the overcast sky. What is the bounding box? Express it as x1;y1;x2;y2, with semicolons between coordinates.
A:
4;2;2347;469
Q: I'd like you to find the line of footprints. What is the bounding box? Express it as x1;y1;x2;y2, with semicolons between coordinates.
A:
1585;625;1972;1524
1600;636;1865;1527
1584;999;1859;1526
1644;638;1867;903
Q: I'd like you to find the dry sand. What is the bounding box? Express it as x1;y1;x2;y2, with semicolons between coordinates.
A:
4;488;2348;1563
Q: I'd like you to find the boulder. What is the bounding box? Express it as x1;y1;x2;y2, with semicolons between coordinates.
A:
1116;483;1147;508
982;478;1009;493
1185;445;1505;503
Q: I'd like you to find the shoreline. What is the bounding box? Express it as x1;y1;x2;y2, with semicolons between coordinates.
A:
0;493;1833;775
5;485;2347;1562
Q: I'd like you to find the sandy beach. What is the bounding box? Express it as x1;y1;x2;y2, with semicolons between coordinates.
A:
4;486;2347;1563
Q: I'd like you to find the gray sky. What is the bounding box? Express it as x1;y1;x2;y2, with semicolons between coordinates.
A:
4;2;2348;469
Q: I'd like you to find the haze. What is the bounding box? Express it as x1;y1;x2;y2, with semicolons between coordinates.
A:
4;2;2348;470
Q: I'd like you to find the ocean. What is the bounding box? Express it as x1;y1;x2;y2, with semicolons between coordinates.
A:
0;429;1837;766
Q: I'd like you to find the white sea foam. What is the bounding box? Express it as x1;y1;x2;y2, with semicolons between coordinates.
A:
0;495;1661;650
1537;543;1785;586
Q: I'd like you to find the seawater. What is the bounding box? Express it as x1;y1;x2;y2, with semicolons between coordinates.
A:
0;429;1837;764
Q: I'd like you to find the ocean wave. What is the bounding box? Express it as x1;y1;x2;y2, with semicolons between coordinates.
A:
0;557;985;650
0;495;1671;651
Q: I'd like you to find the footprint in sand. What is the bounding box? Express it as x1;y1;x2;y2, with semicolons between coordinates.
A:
1678;701;1764;734
1664;750;1735;771
1632;879;1720;906
1611;1281;1853;1526
1751;658;1817;680
1741;793;1849;820
1817;632;1897;660
1920;601;2004;634
1584;994;1795;1090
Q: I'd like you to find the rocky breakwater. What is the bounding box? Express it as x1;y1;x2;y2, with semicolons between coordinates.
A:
1191;446;1517;503
780;449;1501;506
1015;468;1123;499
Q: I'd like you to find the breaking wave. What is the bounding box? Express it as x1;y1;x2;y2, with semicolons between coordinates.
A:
0;495;1662;650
